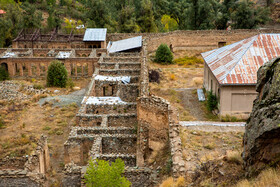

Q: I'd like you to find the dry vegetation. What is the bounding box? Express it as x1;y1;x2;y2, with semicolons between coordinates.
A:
180;126;245;186
0;78;90;186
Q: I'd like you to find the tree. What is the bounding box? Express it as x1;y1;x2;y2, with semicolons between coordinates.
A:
118;5;139;33
84;158;131;187
47;60;68;88
21;2;43;28
231;1;270;29
161;14;178;32
0;66;9;81
0;4;23;47
137;0;157;32
184;0;219;30
155;44;173;64
84;0;117;32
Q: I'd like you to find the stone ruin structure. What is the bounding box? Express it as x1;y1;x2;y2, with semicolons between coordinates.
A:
0;136;50;186
243;58;280;176
63;39;185;186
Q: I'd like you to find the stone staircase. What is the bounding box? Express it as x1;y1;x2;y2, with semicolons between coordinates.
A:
66;53;141;168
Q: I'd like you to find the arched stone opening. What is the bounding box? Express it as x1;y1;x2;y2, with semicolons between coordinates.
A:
0;62;8;72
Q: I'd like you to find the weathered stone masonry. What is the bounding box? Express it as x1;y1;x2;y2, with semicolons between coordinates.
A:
0;135;50;187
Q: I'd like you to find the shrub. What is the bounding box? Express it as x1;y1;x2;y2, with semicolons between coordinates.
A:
149;70;160;83
47;60;68;88
155;44;173;64
0;66;9;81
66;78;75;89
206;91;218;112
33;83;44;90
84;158;131;187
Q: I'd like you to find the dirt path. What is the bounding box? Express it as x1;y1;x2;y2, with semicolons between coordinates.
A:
179;89;207;121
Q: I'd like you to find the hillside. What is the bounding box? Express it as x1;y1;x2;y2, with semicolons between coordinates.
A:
0;0;273;47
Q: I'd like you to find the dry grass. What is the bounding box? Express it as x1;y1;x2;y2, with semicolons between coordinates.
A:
236;168;280;187
150;88;195;121
173;56;204;68
160;176;186;187
226;150;243;165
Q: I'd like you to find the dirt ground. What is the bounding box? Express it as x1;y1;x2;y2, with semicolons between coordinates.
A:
180;126;245;186
0;78;90;186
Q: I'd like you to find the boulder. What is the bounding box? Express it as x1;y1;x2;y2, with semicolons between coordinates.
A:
243;58;280;176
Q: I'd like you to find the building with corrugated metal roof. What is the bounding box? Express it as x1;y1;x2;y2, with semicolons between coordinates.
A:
83;28;107;48
201;33;280;117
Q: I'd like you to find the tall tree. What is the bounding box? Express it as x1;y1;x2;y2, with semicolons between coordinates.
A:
21;2;43;28
84;0;116;32
231;1;270;29
137;0;157;32
118;5;139;33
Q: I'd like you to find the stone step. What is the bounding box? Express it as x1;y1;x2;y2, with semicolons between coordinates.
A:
99;69;140;76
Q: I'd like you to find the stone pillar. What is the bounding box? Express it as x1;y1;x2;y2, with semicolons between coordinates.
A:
37;63;40;77
65;62;71;77
27;63;32;77
7;62;15;77
75;63;77;77
19;63;23;76
88;62;93;76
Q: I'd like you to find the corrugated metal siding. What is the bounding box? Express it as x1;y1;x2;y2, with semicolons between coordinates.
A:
83;28;107;41
108;36;142;53
201;34;280;85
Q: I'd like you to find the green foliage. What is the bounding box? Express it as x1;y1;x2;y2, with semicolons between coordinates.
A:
21;2;43;29
66;78;74;89
161;14;178;32
137;0;158;32
0;66;9;81
118;6;139;33
206;91;218;112
33;83;44;90
84;158;131;187
231;1;270;29
155;44;173;64
47;60;68;88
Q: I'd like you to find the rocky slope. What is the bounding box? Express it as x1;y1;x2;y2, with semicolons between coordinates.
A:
243;58;280;176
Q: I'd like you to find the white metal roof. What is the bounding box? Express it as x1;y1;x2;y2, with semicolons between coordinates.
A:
56;51;71;59
2;52;16;58
83;28;107;41
108;36;142;53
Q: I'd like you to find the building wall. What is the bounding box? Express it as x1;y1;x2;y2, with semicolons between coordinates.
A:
204;62;258;117
220;85;257;117
203;63;220;97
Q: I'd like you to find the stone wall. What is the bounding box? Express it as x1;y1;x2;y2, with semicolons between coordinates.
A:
108;29;280;55
0;135;50;187
136;96;185;177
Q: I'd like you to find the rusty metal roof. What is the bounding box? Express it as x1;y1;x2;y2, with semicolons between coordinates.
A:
201;34;280;85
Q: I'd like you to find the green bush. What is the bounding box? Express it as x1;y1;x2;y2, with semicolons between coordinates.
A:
66;78;75;89
206;91;218;112
0;66;9;81
154;44;173;64
47;60;68;88
84;158;131;187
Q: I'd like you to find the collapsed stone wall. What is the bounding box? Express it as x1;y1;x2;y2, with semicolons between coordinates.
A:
243;58;280;176
0;135;50;187
137;96;185;177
